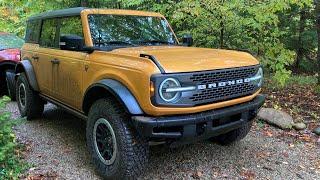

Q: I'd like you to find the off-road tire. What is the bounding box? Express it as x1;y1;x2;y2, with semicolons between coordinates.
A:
0;71;8;96
213;120;253;145
6;70;16;101
16;73;44;120
86;98;149;179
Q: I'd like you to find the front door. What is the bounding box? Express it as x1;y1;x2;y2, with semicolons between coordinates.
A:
51;16;87;109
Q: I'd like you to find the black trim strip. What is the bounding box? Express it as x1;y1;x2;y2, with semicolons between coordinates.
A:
39;94;88;121
140;54;166;73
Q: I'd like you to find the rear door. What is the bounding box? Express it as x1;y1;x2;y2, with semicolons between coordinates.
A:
23;20;41;90
35;18;60;97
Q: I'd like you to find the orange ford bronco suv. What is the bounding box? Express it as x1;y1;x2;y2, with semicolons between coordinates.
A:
17;7;265;179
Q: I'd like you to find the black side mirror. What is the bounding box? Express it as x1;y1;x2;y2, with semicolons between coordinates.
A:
60;35;94;53
182;34;193;47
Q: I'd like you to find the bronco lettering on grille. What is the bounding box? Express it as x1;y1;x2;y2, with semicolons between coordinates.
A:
197;78;250;90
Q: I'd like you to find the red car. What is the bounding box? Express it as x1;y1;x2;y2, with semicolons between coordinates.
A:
0;32;24;100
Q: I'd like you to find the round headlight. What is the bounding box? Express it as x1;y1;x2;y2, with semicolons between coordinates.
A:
159;78;181;102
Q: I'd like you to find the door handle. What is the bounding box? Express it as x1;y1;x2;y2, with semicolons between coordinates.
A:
51;59;60;65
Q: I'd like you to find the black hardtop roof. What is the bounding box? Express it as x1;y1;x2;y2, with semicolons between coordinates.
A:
28;7;87;21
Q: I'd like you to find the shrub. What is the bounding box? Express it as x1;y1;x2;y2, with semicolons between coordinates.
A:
315;85;320;95
287;75;318;86
0;96;27;179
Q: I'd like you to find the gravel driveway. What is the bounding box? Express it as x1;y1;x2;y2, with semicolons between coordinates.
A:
5;102;320;180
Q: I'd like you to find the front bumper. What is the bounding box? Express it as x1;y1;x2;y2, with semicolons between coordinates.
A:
132;94;265;140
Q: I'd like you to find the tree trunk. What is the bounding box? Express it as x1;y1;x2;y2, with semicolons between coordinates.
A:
316;1;320;84
295;9;307;70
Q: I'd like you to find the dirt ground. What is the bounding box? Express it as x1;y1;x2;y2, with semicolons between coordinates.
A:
5;102;320;180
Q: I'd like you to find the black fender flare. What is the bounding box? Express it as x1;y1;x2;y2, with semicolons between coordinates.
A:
83;79;144;115
15;59;39;91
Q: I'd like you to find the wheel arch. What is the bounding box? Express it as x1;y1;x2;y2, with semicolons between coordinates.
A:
0;61;17;72
15;59;39;91
82;79;144;115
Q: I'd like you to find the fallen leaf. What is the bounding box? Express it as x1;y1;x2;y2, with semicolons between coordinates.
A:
240;168;256;180
263;130;273;137
191;170;203;179
197;171;203;177
289;144;295;148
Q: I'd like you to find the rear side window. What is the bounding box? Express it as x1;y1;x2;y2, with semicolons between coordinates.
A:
25;20;41;43
40;18;59;48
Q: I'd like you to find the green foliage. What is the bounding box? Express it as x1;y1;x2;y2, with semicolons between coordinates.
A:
298;59;318;73
286;75;317;85
256;119;266;129
0;96;27;179
267;74;317;89
0;0;317;86
315;85;320;95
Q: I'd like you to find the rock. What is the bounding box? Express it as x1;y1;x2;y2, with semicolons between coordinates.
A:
293;122;307;130
313;127;320;136
257;108;294;129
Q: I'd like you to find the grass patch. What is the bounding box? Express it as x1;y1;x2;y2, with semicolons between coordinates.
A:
0;96;28;179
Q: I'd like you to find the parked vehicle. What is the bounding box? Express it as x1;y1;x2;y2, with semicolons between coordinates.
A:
0;32;24;100
17;7;265;179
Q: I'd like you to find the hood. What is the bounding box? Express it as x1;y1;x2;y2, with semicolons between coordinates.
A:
111;46;259;73
0;48;20;62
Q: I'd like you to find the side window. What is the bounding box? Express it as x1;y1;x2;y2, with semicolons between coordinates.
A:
40;18;58;48
60;16;83;38
59;16;84;51
25;20;41;43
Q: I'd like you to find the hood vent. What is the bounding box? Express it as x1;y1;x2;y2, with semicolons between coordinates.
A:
140;54;166;73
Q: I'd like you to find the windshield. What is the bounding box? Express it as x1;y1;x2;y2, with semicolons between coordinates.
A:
88;14;177;49
0;34;24;51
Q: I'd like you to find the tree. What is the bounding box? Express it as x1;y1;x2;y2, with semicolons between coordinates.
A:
0;0;317;86
316;0;320;84
295;9;307;69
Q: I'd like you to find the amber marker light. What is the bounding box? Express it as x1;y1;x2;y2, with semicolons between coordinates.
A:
150;81;155;97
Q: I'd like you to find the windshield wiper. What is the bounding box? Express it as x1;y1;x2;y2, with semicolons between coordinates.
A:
138;40;175;45
94;40;137;47
105;41;137;46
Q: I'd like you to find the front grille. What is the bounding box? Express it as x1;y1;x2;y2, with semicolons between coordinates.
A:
189;65;259;105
